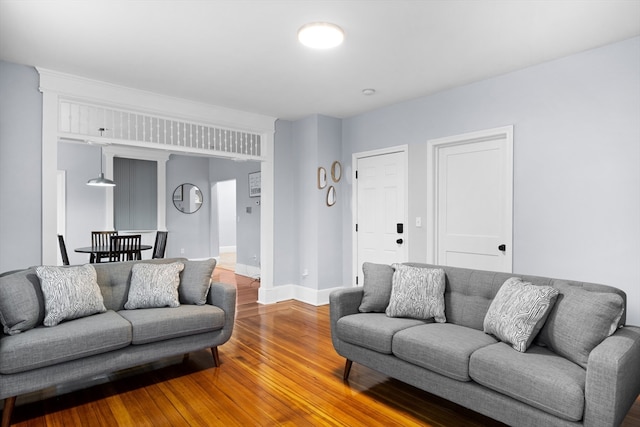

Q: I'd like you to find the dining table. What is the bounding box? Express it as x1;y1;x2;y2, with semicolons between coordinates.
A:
74;245;152;263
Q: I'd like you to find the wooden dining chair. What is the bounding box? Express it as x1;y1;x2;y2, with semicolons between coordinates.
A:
57;234;70;266
109;235;142;262
91;231;118;263
152;231;168;259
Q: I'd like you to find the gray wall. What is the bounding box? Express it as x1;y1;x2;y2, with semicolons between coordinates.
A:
285;115;343;290
166;155;211;259
340;36;640;325
0;61;42;272
273;119;298;285
58;142;109;265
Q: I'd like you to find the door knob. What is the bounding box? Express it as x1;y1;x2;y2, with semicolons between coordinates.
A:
396;239;403;244
498;244;506;251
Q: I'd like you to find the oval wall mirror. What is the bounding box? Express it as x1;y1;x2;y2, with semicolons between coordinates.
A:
326;186;336;207
173;183;203;214
318;167;327;189
331;161;342;182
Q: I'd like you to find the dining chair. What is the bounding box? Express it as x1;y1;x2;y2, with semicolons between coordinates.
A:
109;235;142;262
152;231;168;259
57;234;70;266
91;231;118;263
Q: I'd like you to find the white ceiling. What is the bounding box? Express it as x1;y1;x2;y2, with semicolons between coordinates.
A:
1;1;639;121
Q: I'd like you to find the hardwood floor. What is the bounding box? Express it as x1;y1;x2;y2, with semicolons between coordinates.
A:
5;268;640;426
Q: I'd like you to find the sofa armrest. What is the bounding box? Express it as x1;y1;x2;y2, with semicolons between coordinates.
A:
329;287;363;349
584;325;640;427
207;281;237;340
329;287;363;321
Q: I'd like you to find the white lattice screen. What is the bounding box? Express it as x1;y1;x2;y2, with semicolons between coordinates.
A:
58;100;262;158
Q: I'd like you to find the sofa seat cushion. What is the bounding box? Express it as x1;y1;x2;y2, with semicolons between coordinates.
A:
0;310;131;374
118;305;225;345
469;342;586;422
393;323;497;381
336;313;427;354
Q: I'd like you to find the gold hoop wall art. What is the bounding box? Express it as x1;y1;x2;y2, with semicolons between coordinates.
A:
326;186;336;207
331;161;342;182
317;167;327;189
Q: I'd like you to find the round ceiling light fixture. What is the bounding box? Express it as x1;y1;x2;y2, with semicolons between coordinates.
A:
298;22;344;49
362;88;376;96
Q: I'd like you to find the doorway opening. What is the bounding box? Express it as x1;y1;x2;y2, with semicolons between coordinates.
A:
215;179;237;271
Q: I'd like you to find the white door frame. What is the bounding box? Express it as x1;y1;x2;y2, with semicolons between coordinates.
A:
352;145;408;285
426;126;513;270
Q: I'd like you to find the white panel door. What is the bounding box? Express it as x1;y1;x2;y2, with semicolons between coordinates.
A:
429;126;513;272
355;150;407;284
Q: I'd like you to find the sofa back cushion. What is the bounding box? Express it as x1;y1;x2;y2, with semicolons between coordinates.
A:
536;281;625;368
0;268;45;335
404;263;626;331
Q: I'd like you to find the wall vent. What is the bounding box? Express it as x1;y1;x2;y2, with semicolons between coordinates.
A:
58;99;262;158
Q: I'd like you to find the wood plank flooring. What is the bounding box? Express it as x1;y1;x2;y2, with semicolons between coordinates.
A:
5;268;640;426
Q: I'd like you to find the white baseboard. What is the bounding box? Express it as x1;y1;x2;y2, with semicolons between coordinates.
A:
258;284;343;306
219;246;236;253
235;263;261;280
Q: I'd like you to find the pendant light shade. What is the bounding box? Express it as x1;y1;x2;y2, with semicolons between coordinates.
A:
87;145;115;187
87;172;115;187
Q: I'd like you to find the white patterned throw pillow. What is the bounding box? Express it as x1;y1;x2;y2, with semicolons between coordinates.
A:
35;264;107;327
124;262;185;309
385;264;446;322
484;277;559;352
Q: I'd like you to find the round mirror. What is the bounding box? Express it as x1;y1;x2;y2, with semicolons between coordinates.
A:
173;183;203;214
331;161;342;182
326;186;336;207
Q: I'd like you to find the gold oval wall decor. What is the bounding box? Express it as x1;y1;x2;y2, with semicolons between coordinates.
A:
331;161;342;182
318;167;327;189
326;185;336;207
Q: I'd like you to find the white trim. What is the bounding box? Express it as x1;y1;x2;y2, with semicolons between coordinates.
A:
351;145;409;286
426;125;513;270
258;284;342;306
219;246;237;253
235;263;261;280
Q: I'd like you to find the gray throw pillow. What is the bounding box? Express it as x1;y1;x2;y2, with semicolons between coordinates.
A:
125;262;185;309
536;281;624;368
0;268;45;334
179;258;217;305
358;262;395;312
483;277;559;352
385;264;446;322
35;265;107;327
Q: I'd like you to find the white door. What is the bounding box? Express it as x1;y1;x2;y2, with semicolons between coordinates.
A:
354;148;408;285
427;126;513;272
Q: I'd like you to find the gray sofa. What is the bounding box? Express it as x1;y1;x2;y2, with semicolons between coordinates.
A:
0;258;236;427
330;262;640;427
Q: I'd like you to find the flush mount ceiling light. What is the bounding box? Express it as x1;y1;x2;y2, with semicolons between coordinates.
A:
362;88;376;96
298;22;344;49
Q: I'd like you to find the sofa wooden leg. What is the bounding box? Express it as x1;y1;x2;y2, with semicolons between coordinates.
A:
2;396;16;427
211;347;220;367
343;359;353;381
182;353;190;363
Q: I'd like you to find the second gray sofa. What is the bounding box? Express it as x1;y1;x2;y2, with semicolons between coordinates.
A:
330;262;640;427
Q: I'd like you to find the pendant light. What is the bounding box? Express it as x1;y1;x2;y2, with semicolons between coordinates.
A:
87;128;115;187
